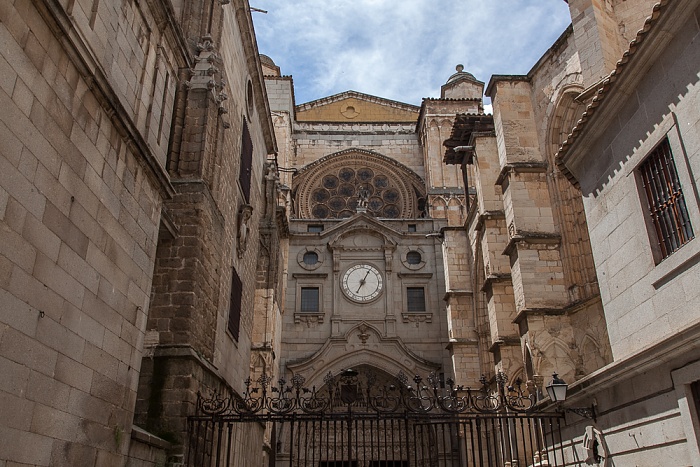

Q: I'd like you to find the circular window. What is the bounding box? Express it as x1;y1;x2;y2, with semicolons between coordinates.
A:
298;248;323;270
303;252;319;265
406;251;422;265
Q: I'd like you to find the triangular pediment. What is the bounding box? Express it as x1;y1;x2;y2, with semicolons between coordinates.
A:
296;91;420;123
322;213;401;249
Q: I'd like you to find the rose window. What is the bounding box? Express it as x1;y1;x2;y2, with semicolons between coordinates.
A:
307;166;408;219
293;150;427;220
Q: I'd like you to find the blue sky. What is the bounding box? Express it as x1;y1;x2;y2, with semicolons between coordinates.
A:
251;1;572;108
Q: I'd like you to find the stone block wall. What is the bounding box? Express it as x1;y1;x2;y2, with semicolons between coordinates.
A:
0;0;188;463
293;122;424;179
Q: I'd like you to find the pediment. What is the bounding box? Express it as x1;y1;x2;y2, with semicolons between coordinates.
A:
286;322;441;388
296;91;420;123
324;213;400;251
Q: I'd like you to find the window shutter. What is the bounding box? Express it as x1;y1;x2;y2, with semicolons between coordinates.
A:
239;119;253;202
228;268;243;339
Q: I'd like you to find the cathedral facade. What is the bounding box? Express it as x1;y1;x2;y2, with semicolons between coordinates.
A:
0;0;699;465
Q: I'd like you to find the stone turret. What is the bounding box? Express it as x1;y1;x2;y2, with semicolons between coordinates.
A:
441;64;485;100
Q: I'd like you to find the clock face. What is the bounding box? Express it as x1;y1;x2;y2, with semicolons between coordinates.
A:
342;264;383;302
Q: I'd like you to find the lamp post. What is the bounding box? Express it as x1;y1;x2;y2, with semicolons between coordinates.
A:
546;373;597;422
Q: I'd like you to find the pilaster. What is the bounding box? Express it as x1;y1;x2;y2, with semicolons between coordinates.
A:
568;0;627;88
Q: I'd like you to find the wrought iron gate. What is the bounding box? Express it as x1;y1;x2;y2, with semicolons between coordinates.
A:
186;369;566;467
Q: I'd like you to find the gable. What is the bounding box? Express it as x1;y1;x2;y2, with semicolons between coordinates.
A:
296;93;420;123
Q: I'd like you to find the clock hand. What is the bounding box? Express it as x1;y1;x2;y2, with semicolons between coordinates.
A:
356;270;371;293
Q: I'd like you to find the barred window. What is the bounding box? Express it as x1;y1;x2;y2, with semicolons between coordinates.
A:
303;252;319;265
406;287;426;312
300;287;320;312
228;268;243;339
639;138;694;260
239;119;253;202
406;251;422;265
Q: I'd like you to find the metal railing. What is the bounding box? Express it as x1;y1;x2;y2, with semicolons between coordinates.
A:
186;369;565;467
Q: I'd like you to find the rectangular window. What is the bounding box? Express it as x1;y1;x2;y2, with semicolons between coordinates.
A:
228;268;243;339
239;119;253;202
307;224;324;233
300;287;320;312
406;287;426;312
408;224;417;232
639;138;694;260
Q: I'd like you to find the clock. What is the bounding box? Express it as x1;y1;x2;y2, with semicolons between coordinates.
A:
342;264;383;302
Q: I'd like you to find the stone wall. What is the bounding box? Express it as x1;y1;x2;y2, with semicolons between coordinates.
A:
0;0;185;463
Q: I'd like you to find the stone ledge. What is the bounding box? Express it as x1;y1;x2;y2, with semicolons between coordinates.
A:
488;336;521;353
475;210;506;232
131;425;171;450
443;290;473;302
397;272;433;279
502;231;561;256
480;273;512;292
495;161;549;187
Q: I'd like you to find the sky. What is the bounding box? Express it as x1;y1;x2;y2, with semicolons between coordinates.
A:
251;1;572;108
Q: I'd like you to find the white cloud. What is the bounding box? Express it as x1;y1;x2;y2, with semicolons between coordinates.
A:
252;1;571;105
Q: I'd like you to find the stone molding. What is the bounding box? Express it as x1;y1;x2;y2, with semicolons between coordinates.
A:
294;312;325;325
286;322;441;388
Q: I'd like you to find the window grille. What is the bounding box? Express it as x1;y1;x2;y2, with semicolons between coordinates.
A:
239;119;253;202
300;287;320;312
406;251;422;265
406;287;426;312
303;252;319;265
639;138;694;259
228;268;243;339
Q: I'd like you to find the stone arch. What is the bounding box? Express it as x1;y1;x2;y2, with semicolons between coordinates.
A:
545;87;599;303
580;334;606;376
286;321;440;390
430;196;447;219
548;87;586;159
535;337;576;384
447;196;465;225
293;149;427;219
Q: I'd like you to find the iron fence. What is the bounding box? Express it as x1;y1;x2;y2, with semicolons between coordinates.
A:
186;369;565;467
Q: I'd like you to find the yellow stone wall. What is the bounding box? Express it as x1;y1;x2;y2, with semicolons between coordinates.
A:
296;97;419;122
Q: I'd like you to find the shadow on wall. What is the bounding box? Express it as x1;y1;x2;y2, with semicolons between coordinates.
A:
579;14;699;198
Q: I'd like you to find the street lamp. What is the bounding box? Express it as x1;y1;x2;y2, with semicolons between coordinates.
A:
546;373;597;422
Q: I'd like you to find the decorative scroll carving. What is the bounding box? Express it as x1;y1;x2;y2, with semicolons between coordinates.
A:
195;368;537;417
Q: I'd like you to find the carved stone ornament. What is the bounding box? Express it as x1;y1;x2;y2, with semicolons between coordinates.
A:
294;312;324;326
401;312;433;326
237;204;253;258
